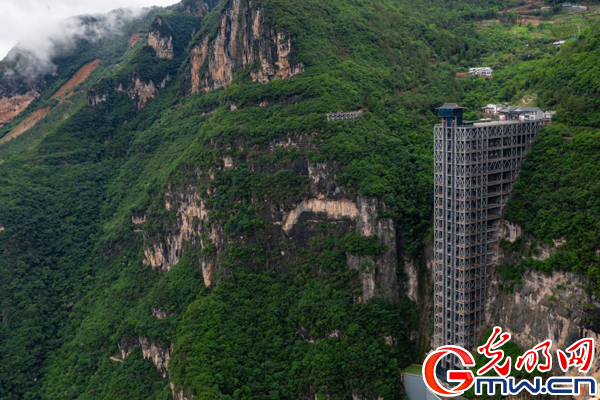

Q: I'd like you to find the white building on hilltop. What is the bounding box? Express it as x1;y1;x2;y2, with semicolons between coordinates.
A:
482;104;507;118
483;105;547;121
469;67;493;77
499;107;544;121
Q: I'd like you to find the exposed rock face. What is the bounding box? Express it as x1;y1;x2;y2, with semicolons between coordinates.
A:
485;219;600;381
87;92;108;106
222;155;233;168
0;92;38;127
280;196;398;304
89;74;169;109
404;259;419;303
200;257;215;287
527;237;567;262
119;337;172;379
118;75;170;109
282;172;399;303
148;17;174;60
347;198;398;304
187;0;304;94
488;270;588;347
139;338;171;379
141;133;399;306
125;78;156;109
496;220;566;263
502;221;522;243
283;197;396;302
132;215;146;232
149;32;174;59
188;36;210;94
120;336;194;399
487;270;600;379
170;383;195;400
143;187;217;277
137;133;405;398
531;241;559;261
407;241;435;354
414;218;585;361
282;199;358;234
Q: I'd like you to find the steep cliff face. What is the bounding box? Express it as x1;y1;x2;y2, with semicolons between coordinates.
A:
343;198;399;304
0;0;468;396
142;185;217;281
488;269;595;349
0;92;38;128
485;220;600;379
404;241;434;354
487;269;600;380
119;336;195;399
133;133;409;398
87;92;109;106
140;133;400;303
89;74;170;109
148;17;175;59
119;337;172;379
170;383;194;400
413;217;598;366
118;76;169;109
187;0;304;94
283;196;399;303
86;6;208;110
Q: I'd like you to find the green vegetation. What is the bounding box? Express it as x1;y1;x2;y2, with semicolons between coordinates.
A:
1;0;600;398
402;364;423;376
0;10;167;171
463;330;544;399
169;251;415;399
462;19;600;301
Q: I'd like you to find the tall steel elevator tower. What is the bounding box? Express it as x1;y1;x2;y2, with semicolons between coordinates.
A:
433;103;542;374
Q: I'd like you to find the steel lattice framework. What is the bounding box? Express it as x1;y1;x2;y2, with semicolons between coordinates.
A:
433;119;542;372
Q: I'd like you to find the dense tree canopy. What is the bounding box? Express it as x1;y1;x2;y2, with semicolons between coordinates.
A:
1;0;599;398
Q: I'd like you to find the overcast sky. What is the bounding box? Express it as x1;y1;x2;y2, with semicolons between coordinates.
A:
0;0;179;61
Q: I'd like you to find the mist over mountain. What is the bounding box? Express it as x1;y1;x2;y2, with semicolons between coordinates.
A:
2;8;149;82
0;0;182;60
0;0;599;399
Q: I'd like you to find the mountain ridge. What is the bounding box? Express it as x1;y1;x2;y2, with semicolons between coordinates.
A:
2;0;600;399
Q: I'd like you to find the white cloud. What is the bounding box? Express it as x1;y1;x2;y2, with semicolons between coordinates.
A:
0;0;179;61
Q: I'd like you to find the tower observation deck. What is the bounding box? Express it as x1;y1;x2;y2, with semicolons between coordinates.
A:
433;103;542;373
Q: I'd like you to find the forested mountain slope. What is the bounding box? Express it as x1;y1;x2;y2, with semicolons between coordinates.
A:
504;24;600;284
456;18;600;383
459;19;600;304
2;0;599;399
